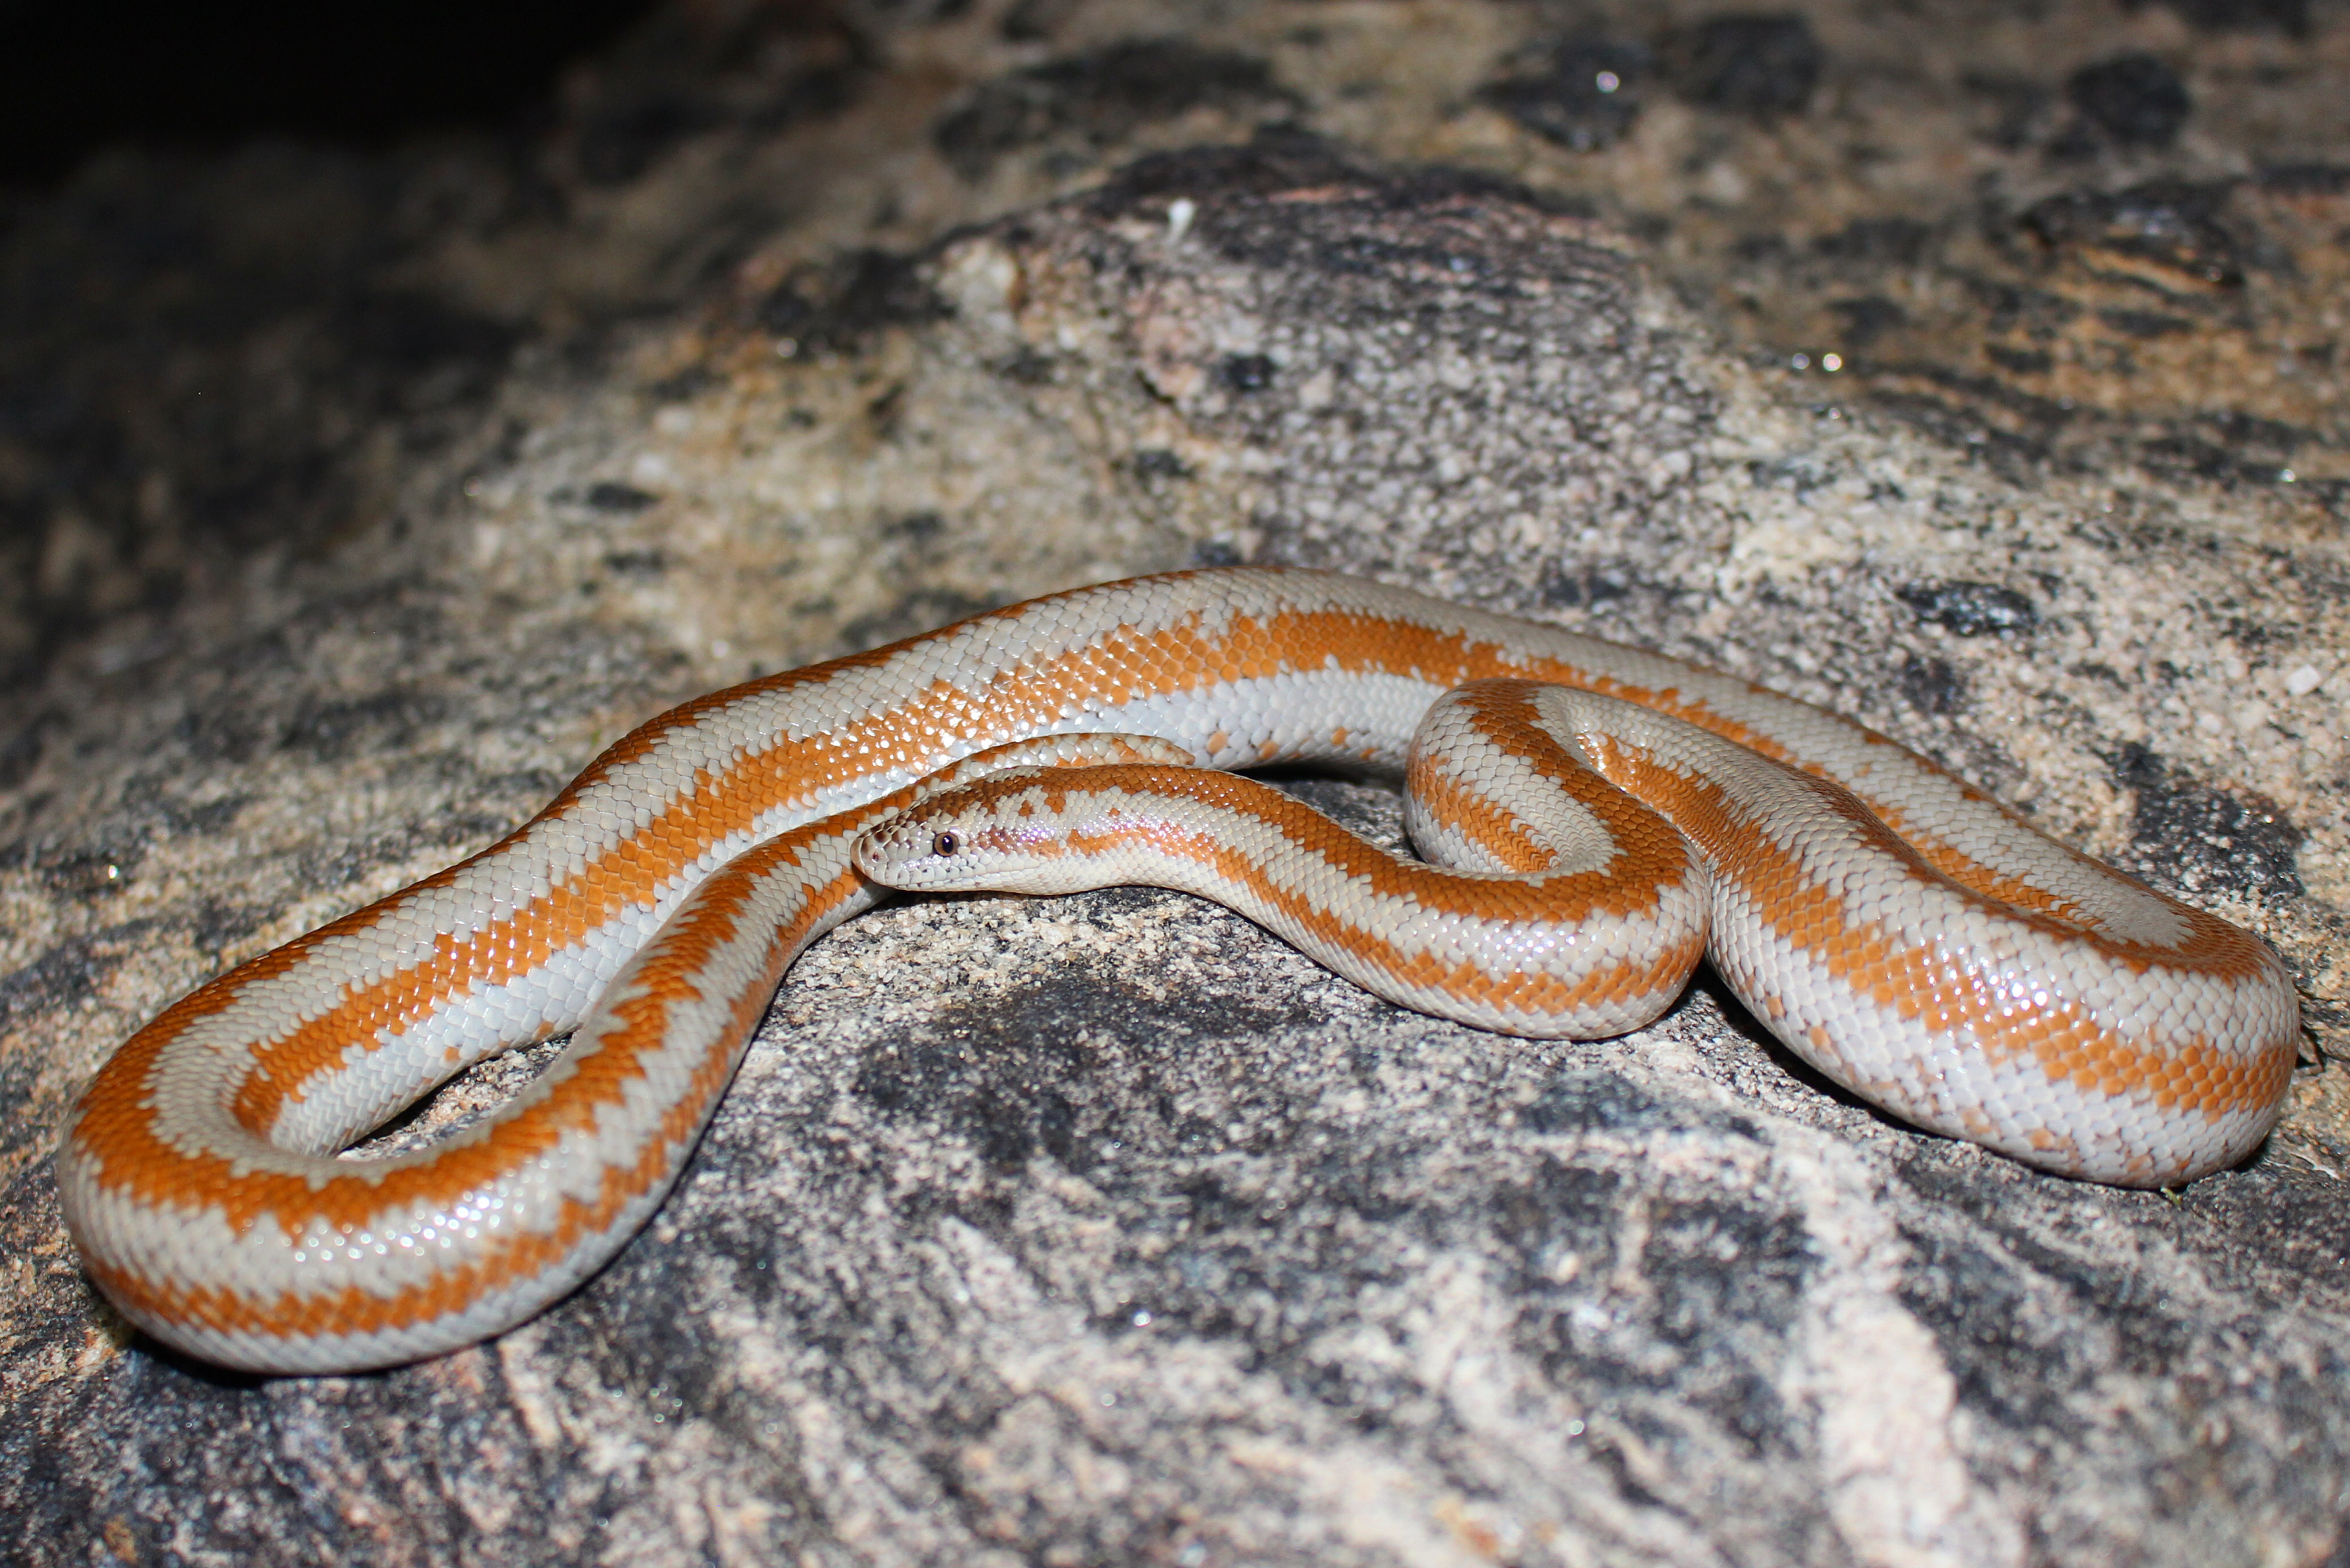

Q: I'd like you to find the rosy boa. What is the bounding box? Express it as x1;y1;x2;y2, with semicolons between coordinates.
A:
57;567;2298;1374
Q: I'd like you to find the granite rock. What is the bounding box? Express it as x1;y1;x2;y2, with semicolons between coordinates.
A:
2;3;2348;1565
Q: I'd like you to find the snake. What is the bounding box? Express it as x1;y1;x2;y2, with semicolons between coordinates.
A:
55;567;2299;1374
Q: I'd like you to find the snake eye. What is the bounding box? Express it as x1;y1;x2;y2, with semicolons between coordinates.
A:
932;830;960;857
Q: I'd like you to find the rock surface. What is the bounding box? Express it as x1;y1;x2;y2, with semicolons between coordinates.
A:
3;2;2348;1565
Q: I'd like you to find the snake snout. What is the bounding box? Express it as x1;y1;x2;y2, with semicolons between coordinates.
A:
850;816;932;884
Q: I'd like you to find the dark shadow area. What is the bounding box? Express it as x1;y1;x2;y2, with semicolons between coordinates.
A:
133;1334;277;1391
0;0;663;190
1686;964;1889;1125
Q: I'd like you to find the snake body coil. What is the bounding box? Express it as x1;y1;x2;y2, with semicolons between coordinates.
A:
57;569;2298;1374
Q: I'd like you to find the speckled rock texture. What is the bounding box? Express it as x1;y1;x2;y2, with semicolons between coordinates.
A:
4;2;2349;1565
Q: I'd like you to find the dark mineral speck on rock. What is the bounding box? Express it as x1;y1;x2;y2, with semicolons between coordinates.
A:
1216;352;1277;392
3;1;2349;1564
932;38;1297;182
756;248;949;356
2131;0;2311;34
1483;37;1652;153
2065;52;2193;148
583;481;661;513
1664;13;1824;119
2021;180;2246;285
1894;580;2040;637
2110;742;2308;900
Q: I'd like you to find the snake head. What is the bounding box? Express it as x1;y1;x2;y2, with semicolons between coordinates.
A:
855;765;1117;896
